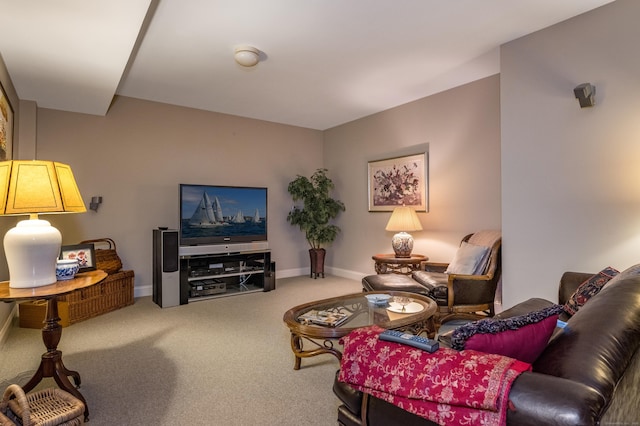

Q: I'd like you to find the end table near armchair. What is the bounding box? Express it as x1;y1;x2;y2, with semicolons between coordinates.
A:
0;270;107;421
372;253;427;275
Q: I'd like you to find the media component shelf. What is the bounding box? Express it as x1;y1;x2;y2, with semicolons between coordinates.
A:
179;250;274;304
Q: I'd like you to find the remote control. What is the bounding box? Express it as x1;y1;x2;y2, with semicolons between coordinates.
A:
379;329;439;353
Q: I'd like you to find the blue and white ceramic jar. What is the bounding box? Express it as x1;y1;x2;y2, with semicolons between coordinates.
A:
56;259;79;281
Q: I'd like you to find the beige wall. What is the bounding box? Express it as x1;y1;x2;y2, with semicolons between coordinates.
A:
0;53;20;333
4;75;502;301
32;96;324;294
324;75;502;278
501;0;640;307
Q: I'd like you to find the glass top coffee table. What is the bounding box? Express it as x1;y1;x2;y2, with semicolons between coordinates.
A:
283;291;437;370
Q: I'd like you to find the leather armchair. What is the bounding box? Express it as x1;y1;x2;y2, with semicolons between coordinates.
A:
362;230;501;325
414;231;502;323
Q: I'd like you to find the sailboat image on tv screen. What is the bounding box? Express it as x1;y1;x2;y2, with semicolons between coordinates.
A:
231;210;245;223
189;192;227;227
252;208;261;223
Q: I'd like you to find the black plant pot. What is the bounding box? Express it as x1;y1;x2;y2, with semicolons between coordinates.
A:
309;248;326;279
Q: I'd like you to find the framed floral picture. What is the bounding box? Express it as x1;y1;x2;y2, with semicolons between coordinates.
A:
368;152;428;212
0;80;14;161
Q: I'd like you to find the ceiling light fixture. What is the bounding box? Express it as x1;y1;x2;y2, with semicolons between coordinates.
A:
234;46;260;67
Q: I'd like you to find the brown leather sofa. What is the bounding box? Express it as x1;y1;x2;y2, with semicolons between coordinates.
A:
334;269;640;425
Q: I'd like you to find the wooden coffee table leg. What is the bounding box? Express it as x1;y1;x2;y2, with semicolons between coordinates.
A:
291;333;303;370
289;332;342;370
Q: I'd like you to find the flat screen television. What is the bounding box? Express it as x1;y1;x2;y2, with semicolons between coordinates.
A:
179;184;267;247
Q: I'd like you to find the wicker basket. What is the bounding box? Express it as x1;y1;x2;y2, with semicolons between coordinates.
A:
1;385;84;425
80;238;122;274
57;270;134;324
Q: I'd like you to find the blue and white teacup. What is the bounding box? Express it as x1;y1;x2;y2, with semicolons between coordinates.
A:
56;259;79;281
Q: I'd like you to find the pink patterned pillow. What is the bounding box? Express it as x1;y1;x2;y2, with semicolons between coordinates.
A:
564;266;619;316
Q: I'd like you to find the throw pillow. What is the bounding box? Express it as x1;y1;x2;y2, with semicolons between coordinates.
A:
450;305;565;363
595;263;640;296
564;266;619;316
444;242;490;275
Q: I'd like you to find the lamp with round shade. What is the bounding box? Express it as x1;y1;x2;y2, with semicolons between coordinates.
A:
0;160;86;288
385;205;422;258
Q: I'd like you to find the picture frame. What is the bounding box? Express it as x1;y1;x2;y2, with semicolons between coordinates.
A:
368;151;428;212
0;80;14;161
60;243;97;272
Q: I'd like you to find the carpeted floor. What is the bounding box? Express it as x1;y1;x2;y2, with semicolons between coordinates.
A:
0;275;362;425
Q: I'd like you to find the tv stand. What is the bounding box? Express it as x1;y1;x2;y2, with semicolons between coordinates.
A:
179;249;273;304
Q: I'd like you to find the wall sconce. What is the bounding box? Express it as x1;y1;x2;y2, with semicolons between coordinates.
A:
90;196;102;212
574;83;595;108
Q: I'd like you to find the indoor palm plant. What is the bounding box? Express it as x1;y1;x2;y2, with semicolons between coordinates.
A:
287;168;346;278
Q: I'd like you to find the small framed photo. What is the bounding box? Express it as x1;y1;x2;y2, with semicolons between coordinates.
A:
368;151;428;212
60;243;96;272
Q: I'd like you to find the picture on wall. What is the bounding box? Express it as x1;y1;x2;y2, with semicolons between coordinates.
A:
0;81;13;160
368;152;428;212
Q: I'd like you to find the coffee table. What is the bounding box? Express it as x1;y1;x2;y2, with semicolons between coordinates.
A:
283;291;437;370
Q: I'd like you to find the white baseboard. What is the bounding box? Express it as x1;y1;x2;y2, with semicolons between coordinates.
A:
326;266;367;282
0;304;18;349
135;284;153;298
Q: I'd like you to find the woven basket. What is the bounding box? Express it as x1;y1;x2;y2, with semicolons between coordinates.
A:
1;385;84;425
57;270;134;324
80;238;122;274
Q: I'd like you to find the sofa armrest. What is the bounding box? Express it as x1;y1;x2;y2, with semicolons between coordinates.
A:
508;372;604;426
421;262;448;273
333;370;363;417
558;271;593;305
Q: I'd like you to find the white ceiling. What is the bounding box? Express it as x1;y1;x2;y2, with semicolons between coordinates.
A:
0;0;615;130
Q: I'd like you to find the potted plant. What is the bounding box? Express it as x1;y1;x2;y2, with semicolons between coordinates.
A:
287;168;346;278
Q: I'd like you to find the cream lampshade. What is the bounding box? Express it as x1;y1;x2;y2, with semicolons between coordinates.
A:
0;160;86;288
385;205;422;258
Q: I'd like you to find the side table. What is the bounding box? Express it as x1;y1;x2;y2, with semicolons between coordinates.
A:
0;270;107;421
372;253;428;275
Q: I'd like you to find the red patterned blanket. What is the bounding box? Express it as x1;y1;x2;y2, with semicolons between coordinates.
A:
338;326;530;426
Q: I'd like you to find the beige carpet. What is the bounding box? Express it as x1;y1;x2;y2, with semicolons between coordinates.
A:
0;275;362;425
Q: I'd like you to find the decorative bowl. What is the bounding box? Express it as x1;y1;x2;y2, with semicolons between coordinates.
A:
364;294;392;306
56;259;79;281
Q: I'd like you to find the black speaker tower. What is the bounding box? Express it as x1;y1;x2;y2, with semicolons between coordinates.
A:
152;229;180;307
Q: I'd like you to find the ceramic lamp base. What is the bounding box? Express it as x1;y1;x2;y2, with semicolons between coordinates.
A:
4;218;62;288
391;231;414;258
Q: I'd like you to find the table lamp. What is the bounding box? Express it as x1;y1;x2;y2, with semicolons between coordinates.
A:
385;205;422;258
0;160;86;288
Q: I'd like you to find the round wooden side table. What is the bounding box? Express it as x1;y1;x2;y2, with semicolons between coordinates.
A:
372;253;428;275
0;270;108;421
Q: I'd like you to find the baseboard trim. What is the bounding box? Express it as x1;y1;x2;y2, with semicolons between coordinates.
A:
0;304;18;349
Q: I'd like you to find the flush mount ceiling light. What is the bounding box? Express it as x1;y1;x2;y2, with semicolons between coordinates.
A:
234;46;260;67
